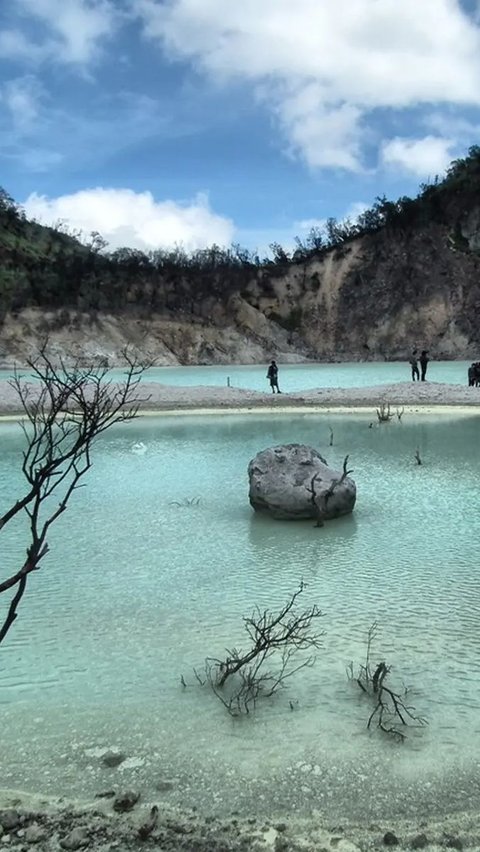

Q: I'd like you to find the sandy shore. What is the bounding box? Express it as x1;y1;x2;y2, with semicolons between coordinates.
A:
0;379;480;417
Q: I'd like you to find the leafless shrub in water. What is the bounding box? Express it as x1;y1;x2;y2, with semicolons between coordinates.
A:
376;402;394;423
347;622;427;742
188;582;324;715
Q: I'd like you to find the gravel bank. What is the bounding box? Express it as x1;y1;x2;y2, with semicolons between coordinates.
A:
0;788;479;852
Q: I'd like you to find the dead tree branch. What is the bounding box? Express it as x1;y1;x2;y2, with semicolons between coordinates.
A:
396;407;405;421
415;449;423;465
0;345;151;648
348;623;427;741
193;582;324;715
306;474;324;527
376;402;394;423
306;455;353;528
329;426;334;447
138;806;159;841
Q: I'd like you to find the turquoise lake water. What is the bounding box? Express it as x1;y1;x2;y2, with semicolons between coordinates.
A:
0;359;473;391
1;410;480;820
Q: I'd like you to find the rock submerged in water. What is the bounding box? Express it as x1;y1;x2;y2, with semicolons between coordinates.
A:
113;790;140;813
101;750;126;768
0;809;21;831
248;443;356;521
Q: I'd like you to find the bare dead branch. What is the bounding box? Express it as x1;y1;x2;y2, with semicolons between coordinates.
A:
138;806;159;841
194;582;324;715
306;474;324;527
193;668;206;686
306;456;353;528
415;448;423;465
376;402;394;423
348;623;427;741
0;345;151;648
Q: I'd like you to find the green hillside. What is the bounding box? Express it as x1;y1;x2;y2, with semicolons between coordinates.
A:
2;145;480;346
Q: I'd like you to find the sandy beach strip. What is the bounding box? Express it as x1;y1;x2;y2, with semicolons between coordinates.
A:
0;379;480;418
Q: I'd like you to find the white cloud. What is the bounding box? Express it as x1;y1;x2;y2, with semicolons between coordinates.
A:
424;112;480;145
3;0;120;66
277;91;363;170
0;76;44;132
0;86;172;173
381;135;455;177
23;187;235;251
135;0;480;170
295;218;326;231
345;201;370;221
296;201;368;232
0;29;48;63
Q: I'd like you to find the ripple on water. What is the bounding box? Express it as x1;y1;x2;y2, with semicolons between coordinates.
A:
1;412;480;818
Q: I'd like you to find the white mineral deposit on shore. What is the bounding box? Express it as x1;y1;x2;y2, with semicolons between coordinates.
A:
1;379;480;417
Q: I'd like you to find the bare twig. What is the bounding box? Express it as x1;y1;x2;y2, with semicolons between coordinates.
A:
138;806;159;841
414;449;423;465
193;668;206;686
306;474;324;527
396;407;405;421
329;426;334;447
376;402;394;423
195;582;324;715
348;623;427;741
0;344;151;648
306;456;353;528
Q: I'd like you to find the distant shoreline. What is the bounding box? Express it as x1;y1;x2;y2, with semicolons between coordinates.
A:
0;379;479;419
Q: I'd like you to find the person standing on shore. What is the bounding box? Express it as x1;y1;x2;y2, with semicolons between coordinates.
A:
267;360;281;393
419;350;430;381
409;349;420;381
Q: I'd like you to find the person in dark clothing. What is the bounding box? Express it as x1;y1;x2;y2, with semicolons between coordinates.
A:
419;350;429;381
267;360;281;393
469;362;480;386
409;349;420;381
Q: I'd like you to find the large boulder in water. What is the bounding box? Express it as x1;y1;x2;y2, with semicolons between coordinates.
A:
248;443;356;520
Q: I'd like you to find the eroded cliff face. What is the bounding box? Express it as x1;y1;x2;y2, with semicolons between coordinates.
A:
0;307;311;367
247;221;480;361
1;214;480;366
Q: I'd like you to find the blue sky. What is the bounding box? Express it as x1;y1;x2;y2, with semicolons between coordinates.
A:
1;0;480;253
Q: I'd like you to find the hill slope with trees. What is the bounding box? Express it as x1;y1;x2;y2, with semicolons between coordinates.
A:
2;147;480;365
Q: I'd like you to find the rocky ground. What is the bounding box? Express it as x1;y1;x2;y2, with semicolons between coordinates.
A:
1;788;479;852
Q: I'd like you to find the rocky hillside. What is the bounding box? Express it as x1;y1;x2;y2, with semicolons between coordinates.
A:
2;148;480;366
